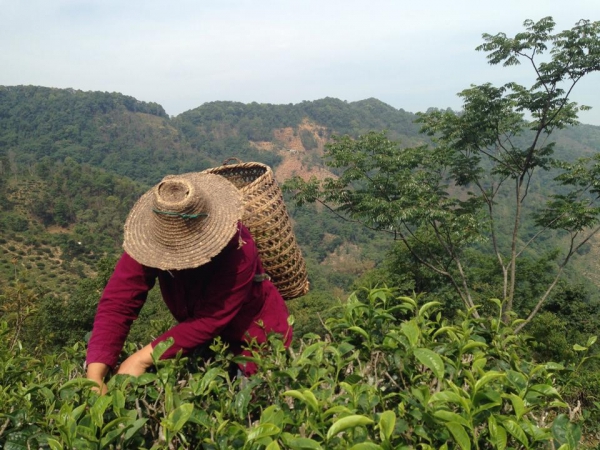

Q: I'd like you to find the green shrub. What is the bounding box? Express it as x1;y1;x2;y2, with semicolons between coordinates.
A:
0;289;594;449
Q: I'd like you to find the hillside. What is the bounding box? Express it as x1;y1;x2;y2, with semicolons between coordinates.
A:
2;85;600;348
0;87;425;348
0;86;202;184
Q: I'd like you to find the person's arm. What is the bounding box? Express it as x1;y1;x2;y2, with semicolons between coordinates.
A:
87;362;110;395
86;252;156;384
116;344;154;376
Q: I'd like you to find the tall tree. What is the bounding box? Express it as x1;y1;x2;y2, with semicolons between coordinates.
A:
286;17;600;330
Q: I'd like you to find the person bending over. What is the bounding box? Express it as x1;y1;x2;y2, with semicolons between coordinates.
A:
86;172;292;393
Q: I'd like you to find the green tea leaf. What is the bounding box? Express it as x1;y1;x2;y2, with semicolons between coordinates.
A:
58;377;99;392
414;348;445;379
462;341;487;352
430;390;466;406
101;417;130;434
46;438;63;450
260;405;284;427
348;326;369;340
474;371;505;393
285;437;323;449
503;419;528;447
112;389;125;410
397;296;417;308
487;415;507;450
505;393;525;420
195;367;221;395
527;384;560;399
165;403;194;433
378;410;396;442
76;424;98;443
433;326;459;338
152;337;175;361
90;395;112;428
506;371;527;392
349;443;383;450
282;390;307;402
401;320;420;348
100;425;128;448
433;410;471;429
323;405;353;418
266;440;282;450
124;418;148;441
418;301;441;318
445;422;471;450
136;372;157;385
327;415;374;440
489;298;502;309
344;374;362;384
552;414;582;448
247;423;281;441
302;389;319;412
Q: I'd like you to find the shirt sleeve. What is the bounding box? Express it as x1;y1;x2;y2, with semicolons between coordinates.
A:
151;233;258;360
86;252;156;368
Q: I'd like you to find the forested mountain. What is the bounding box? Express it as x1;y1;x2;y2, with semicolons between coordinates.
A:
0;86;201;184
0;87;423;183
2;85;600;323
0;86;430;348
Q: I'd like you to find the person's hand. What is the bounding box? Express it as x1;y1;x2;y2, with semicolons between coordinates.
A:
117;344;154;377
86;362;109;395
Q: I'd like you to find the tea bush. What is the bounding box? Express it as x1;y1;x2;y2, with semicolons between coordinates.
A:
0;288;594;449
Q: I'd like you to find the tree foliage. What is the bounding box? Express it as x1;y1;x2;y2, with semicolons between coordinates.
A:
286;17;600;329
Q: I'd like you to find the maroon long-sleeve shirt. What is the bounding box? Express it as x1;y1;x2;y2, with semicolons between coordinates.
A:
86;225;292;372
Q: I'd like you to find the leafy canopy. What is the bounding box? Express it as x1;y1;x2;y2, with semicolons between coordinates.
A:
286;17;600;328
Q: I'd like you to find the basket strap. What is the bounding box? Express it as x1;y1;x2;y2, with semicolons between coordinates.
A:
222;157;243;165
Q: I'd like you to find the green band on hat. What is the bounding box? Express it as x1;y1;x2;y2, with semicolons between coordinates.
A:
152;209;209;220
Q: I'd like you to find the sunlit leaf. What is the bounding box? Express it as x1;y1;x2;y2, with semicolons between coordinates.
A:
90;395;112;428
401;320;420;348
378;410;396;442
326;415;374;440
349;443;383;450
348;326;369;340
503;419;528;447
418;301;441;318
414;348;445;379
473;371;505;393
285;437;323;449
506;393;526;420
164;403;194;433
487;415;507;450
247;423;281;441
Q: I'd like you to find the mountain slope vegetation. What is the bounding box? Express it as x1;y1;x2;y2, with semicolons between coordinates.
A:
2;85;600;323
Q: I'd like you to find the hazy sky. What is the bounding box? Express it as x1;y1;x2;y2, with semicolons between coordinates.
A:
2;0;599;125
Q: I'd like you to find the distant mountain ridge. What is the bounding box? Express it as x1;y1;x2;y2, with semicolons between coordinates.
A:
0;86;428;183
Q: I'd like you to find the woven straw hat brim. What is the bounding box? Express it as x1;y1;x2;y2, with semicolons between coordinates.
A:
123;172;243;270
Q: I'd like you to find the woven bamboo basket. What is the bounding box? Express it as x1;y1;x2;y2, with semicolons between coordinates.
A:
203;159;309;300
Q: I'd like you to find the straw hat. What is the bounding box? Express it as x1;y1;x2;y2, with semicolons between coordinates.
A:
123;172;243;270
